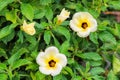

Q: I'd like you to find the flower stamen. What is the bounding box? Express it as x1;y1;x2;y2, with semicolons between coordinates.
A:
81;22;88;29
49;60;56;67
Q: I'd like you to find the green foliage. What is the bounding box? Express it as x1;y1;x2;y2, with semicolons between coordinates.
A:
44;30;51;45
54;26;70;41
40;0;52;5
35;71;46;80
99;31;116;45
45;6;53;21
0;23;18;39
80;52;102;61
5;9;18;23
0;0;120;79
0;74;8;80
90;32;98;44
113;55;120;74
12;59;31;70
0;63;7;70
107;70;119;80
109;1;120;10
8;48;28;65
21;3;34;21
90;67;105;75
0;0;14;11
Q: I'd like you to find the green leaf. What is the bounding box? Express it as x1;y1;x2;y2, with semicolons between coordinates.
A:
0;74;8;80
85;62;90;72
60;41;69;53
5;9;18;23
53;36;60;48
25;35;37;45
17;31;24;43
34;8;45;19
12;73;20;80
109;1;120;10
44;30;51;45
0;26;12;39
40;0;52;5
89;9;99;18
89;60;102;66
0;23;18;39
0;63;7;70
26;63;38;71
90;67;105;75
92;75;105;80
12;59;31;70
35;71;46;80
0;0;14;11
54;26;70;41
90;32;98;44
80;52;102;61
100;43;116;50
65;2;76;9
35;22;47;29
72;76;82;80
30;72;36;80
113;55;120;74
107;70;118;80
53;74;67;80
2;30;15;44
21;3;34;21
45;6;53;20
99;31;116;45
8;48;29;65
53;74;63;80
64;66;74;76
0;48;7;59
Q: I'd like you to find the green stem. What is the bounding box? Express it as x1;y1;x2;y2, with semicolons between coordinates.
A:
7;67;13;80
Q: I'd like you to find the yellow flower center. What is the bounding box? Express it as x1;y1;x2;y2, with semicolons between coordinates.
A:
48;60;56;67
81;22;88;29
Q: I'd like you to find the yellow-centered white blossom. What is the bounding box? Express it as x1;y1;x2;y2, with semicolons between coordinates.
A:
70;12;97;37
21;20;36;35
57;8;70;24
36;46;67;76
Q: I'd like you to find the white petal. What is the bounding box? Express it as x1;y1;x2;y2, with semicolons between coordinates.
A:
28;22;35;28
55;53;67;67
23;20;27;26
69;20;81;32
89;19;97;32
77;30;90;37
57;15;66;22
39;64;63;76
39;66;51;75
73;12;93;19
51;64;62;76
36;52;46;66
60;8;70;18
45;46;59;55
60;8;66;15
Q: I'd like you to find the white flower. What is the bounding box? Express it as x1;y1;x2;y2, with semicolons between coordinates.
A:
36;46;67;76
70;12;97;37
21;20;36;35
57;8;70;24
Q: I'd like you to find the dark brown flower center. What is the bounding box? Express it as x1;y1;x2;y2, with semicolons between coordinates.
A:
49;60;56;67
81;22;88;29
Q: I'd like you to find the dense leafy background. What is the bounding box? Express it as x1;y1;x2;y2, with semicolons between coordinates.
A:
0;0;120;80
